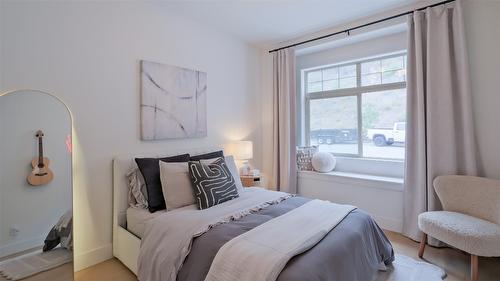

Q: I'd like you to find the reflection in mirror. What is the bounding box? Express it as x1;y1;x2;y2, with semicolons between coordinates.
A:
0;90;73;281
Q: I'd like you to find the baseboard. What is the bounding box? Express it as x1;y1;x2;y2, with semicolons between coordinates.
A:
372;214;402;233
74;243;113;272
0;235;45;258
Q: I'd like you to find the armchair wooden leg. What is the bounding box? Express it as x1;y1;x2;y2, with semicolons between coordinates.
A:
471;254;478;281
418;233;427;258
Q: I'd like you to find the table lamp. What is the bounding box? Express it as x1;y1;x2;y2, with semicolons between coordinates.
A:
227;140;253;175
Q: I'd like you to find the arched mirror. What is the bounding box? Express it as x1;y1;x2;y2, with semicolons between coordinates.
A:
0;90;73;281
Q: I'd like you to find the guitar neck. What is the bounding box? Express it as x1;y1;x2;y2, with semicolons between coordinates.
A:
38;136;44;167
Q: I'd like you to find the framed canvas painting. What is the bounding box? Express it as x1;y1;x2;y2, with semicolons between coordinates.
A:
140;60;207;140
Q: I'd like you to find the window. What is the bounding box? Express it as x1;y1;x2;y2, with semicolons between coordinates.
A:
306;64;357;93
305;53;407;160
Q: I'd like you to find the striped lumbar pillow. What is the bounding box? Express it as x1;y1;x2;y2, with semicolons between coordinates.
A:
188;157;239;210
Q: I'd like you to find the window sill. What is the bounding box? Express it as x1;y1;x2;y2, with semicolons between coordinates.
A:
298;170;404;192
334;155;404;164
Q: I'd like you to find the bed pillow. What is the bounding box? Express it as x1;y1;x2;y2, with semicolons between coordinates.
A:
188;157;239;210
126;167;148;209
159;161;196;211
189;150;224;161
135;153;190;212
201;155;244;194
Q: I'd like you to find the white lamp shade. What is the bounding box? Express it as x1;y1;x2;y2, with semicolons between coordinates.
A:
226;141;253;160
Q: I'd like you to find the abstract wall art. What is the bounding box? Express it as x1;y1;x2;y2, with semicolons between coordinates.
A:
140;60;207;140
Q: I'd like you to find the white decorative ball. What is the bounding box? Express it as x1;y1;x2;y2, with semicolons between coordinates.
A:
311;152;336;173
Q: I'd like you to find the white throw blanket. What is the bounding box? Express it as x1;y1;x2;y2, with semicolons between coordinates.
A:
138;188;293;281
204;199;356;281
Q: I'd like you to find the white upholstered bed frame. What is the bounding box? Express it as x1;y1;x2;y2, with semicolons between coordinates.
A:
112;147;223;275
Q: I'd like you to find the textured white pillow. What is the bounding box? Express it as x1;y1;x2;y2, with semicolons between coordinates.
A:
201;155;244;194
126;167;148;209
159;161;196;211
311;152;336;173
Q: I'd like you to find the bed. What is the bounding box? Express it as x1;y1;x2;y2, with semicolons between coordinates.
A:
113;149;394;281
126;207;165;238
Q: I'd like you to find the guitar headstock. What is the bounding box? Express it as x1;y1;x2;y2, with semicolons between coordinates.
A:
35;130;44;138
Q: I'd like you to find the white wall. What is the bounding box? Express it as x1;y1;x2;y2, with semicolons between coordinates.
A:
0;91;72;258
0;1;262;270
296;32;406;70
259;49;274;189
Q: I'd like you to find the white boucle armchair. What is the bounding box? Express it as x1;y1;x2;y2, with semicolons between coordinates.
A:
417;175;500;281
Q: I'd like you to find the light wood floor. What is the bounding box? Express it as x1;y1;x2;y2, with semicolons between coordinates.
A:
74;231;500;281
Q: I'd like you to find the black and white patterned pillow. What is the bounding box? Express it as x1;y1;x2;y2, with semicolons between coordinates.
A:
188;157;239;210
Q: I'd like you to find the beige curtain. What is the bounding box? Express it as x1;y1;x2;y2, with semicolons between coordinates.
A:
403;0;478;242
271;48;297;193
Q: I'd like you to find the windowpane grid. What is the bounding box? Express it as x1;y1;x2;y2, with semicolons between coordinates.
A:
323;79;339;91
360;55;406;87
307;71;322;82
306;53;407;159
307;63;359;93
322;68;338;80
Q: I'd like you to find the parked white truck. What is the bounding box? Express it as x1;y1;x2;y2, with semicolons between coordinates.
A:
367;122;406;146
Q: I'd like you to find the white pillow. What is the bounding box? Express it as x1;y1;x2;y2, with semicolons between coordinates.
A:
201;155;244;194
159;161;196;211
126;167;148;209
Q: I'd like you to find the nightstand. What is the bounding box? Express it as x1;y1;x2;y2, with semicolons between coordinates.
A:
240;175;261;187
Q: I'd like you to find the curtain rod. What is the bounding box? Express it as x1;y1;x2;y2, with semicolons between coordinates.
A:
268;0;455;53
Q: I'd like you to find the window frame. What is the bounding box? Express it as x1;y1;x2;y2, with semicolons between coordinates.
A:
304;52;407;160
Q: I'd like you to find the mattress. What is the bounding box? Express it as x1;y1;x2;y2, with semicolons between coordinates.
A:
127;207;165;238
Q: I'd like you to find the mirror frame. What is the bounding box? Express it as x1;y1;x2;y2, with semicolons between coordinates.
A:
0;89;75;280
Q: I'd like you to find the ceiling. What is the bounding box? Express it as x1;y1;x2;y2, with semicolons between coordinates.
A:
162;0;420;48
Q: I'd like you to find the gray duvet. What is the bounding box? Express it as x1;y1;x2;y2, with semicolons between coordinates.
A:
178;196;394;281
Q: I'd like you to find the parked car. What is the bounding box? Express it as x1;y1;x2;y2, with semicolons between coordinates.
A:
366;122;406;146
310;129;358;145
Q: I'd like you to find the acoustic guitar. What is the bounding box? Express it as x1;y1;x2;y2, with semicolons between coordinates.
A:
27;130;54;186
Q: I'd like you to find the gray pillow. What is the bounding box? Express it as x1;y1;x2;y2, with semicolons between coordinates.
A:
188;157;239;210
159;161;196;211
127;167;148;209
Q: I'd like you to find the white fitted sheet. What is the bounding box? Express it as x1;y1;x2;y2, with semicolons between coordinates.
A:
127;207;166;238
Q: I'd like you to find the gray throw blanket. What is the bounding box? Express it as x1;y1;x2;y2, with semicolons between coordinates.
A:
178;197;394;281
204;200;356;281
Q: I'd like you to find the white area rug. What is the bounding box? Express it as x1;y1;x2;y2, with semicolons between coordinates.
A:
0;247;72;280
376;254;446;281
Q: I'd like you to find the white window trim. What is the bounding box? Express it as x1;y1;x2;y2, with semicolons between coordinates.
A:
303;52;407;161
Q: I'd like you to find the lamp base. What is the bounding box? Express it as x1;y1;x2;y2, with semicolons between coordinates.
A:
239;161;252;176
